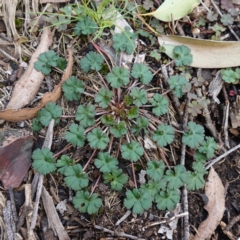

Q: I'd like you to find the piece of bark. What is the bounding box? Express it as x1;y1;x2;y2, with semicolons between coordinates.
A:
6;28;53;110
41;187;70;240
193;168;225;240
0;47;73;122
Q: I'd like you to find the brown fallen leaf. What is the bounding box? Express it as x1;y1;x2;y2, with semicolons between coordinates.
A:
0;128;33;189
6;28;53;110
158;35;240;68
0;47;73;122
193;168;225;240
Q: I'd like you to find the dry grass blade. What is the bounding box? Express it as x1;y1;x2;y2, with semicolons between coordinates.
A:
193;167;225;240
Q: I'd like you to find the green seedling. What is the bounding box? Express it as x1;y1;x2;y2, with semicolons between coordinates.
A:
124;188;152;214
34;50;66;74
56;155;75;174
103;169;128;191
73;190;102;214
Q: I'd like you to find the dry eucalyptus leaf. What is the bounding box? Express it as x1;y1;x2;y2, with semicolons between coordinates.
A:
193;168;225;240
158;35;240;68
6;28;53;110
142;0;200;22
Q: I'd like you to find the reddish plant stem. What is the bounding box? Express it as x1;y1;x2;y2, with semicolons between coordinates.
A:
53;143;73;158
132;162;137;189
89;38;113;70
90;175;101;197
83;149;97;172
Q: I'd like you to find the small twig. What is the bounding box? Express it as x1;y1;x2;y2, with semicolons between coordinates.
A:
31;119;55;230
115;210;132;226
0;48;18;63
144;212;189;229
8;187;18;223
205;143;240;169
131;162;137;188
90;175;101;196
82;149;97;172
94;224;144;240
222;86;230;148
180;98;190;240
211;0;239;41
225;214;240;231
30;174;43;230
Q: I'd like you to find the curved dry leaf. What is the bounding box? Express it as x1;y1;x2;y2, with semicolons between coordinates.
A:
0;48;73;122
142;0;200;22
158;35;240;68
7;28;53;110
193;167;225;240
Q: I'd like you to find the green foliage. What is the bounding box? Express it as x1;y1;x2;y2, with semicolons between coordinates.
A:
103;169;128;191
74;16;97;35
73;190;102;214
94;87;113;108
124;188;152;214
173;45;193;67
80;51;104;72
146;160;165;181
87;128;110;150
101;115;114;125
198;137;217;159
187;171;206;191
62;76;84;101
56;155;75;174
32;148;56;175
131;117;149;136
126;106;139;119
141;180;166;198
150;50;161;60
34;50;66;74
64;164;88;191
164;165;189;190
65;123;85;147
32;102;62;131
94;152;119;173
130;87;148;107
168;75;188;98
182;121;205;148
76;105;96;127
221;68;239;84
110;121;127;138
131;63;153;84
113;27;138;54
152;124;175;147
150;94;169;116
121;140;144;162
155;189;180;210
221;14;234;26
106;66;130;88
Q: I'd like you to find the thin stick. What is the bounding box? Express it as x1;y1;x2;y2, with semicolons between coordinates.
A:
211;0;239;41
115;210;132;226
94;224;145;240
144;212;189;229
30;119;55;230
222;86;230;148
205;143;240;169
82;149;97;172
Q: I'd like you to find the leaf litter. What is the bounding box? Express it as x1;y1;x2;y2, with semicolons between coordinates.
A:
0;0;240;239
